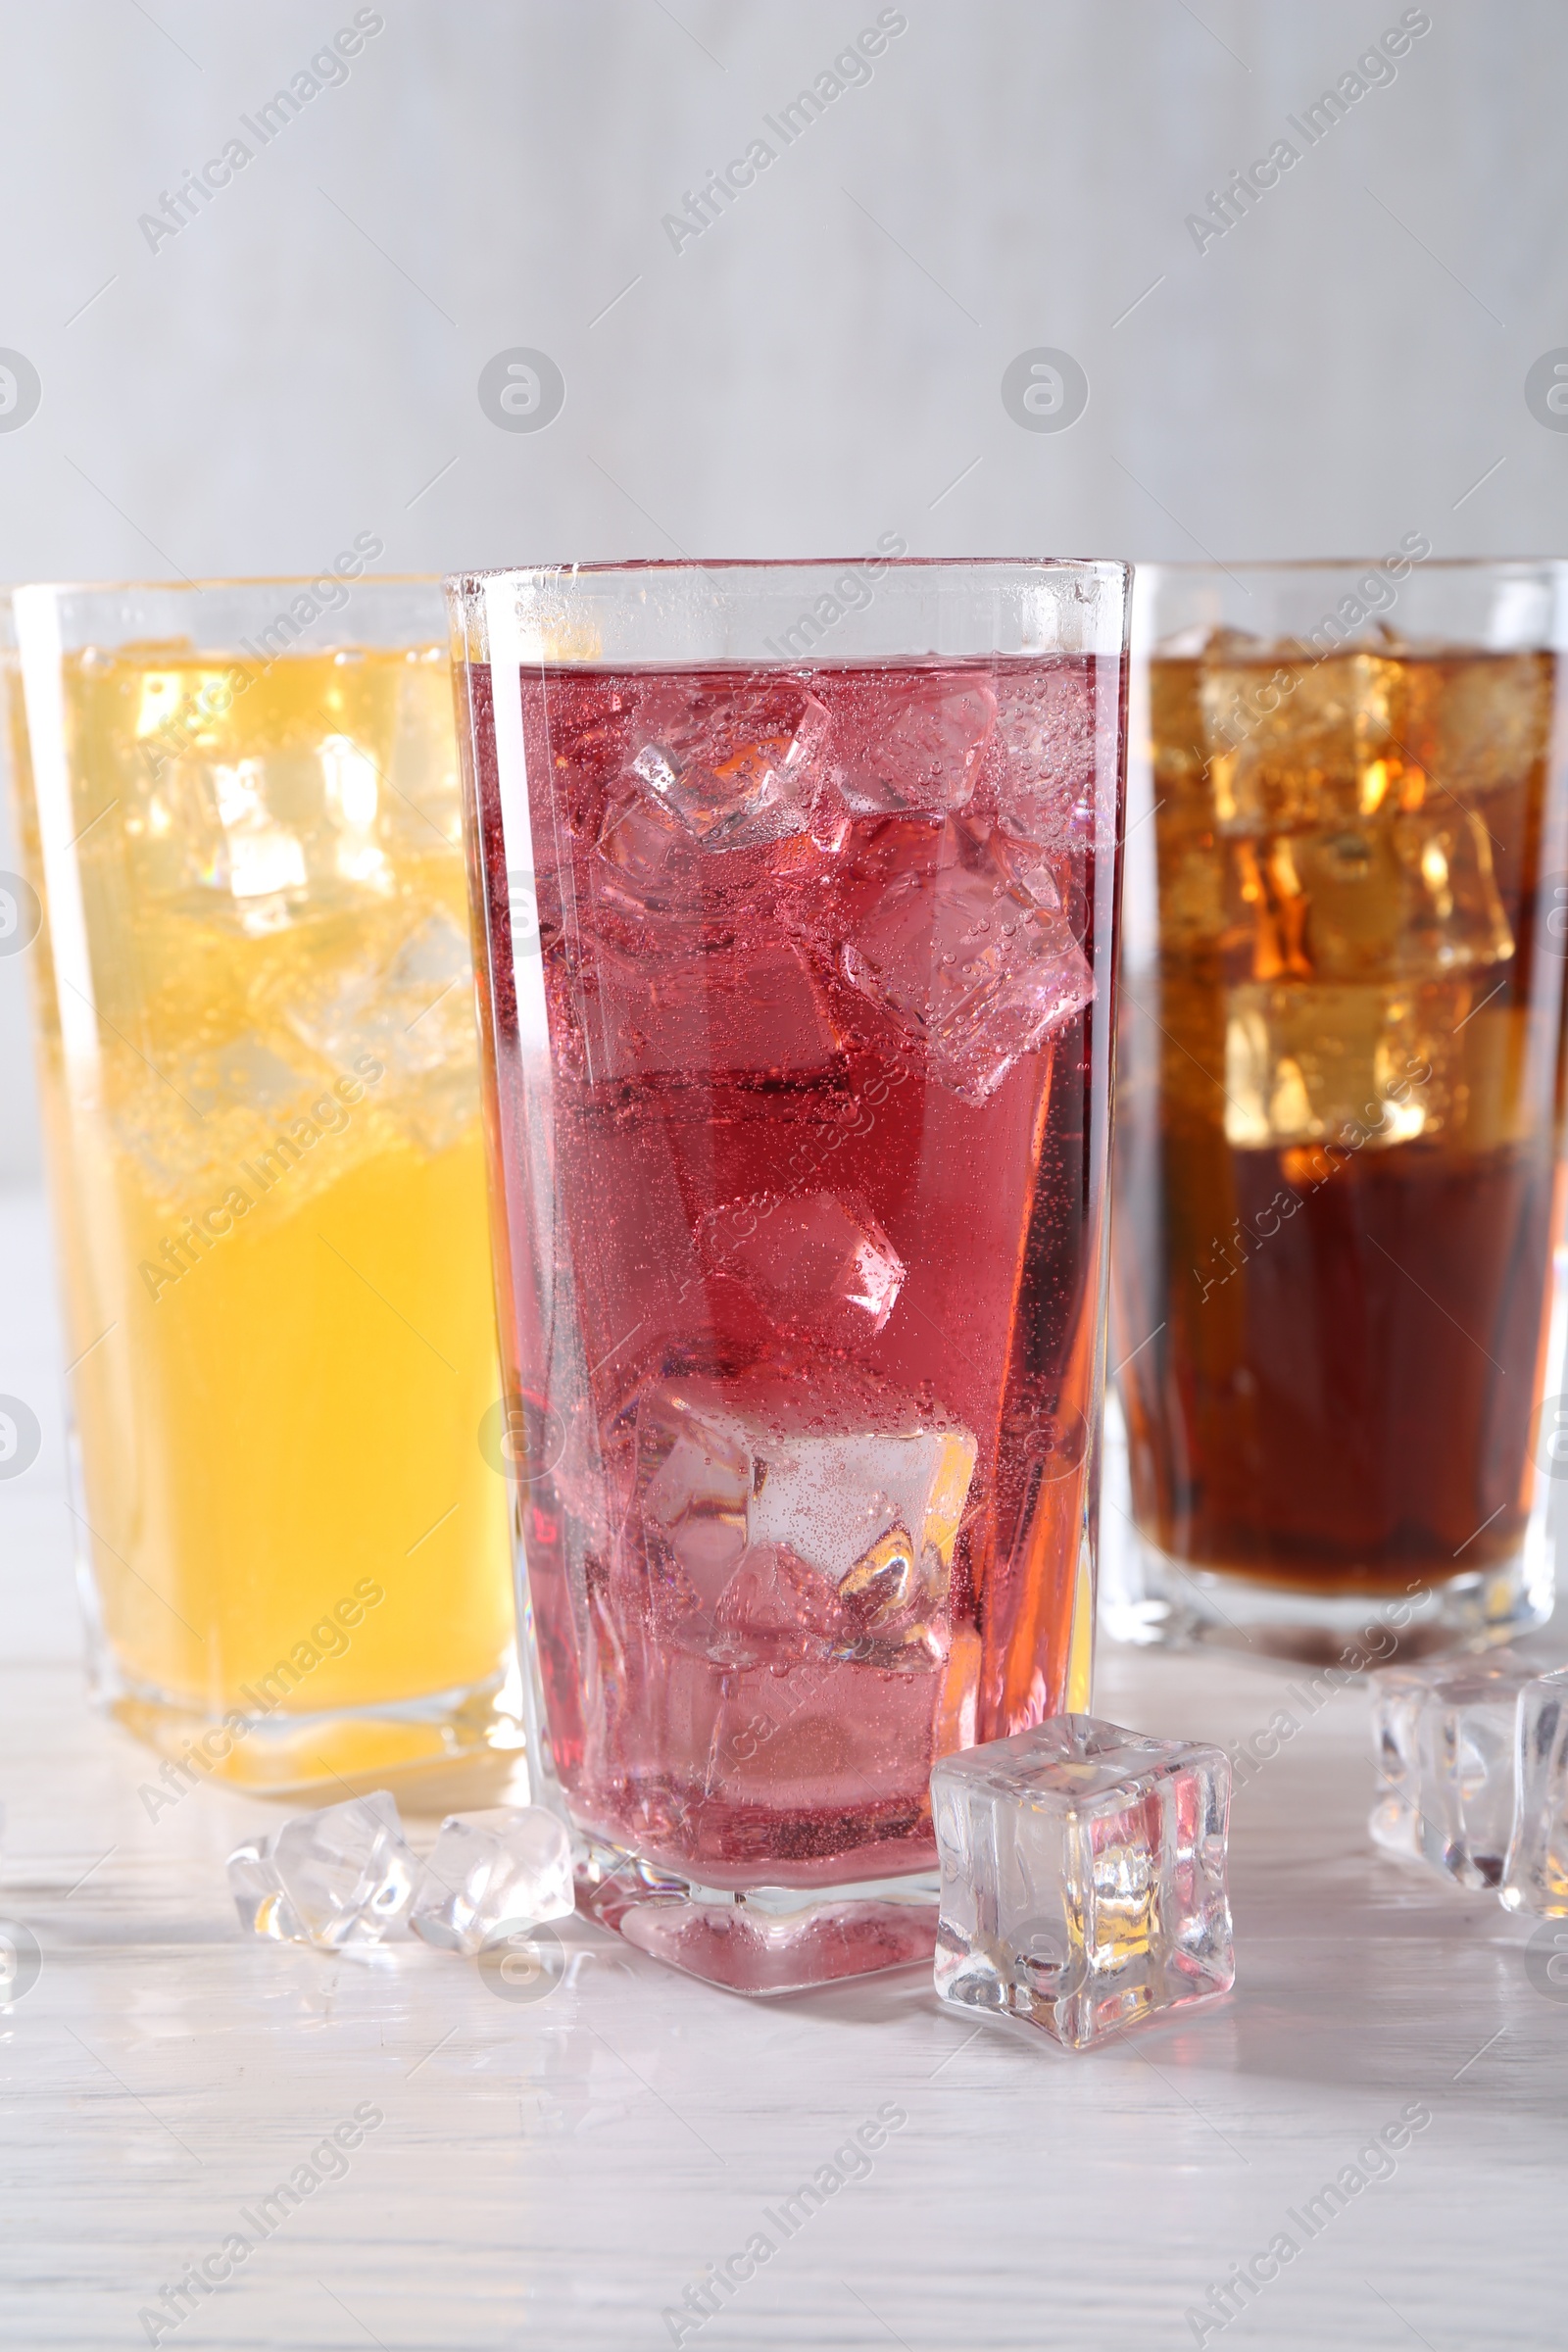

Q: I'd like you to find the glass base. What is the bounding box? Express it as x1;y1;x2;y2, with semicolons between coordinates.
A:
575;1838;939;1997
1100;1526;1552;1668
109;1664;528;1809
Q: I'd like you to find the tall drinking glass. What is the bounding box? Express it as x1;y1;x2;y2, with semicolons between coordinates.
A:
450;557;1129;1992
1106;558;1568;1664
5;578;519;1793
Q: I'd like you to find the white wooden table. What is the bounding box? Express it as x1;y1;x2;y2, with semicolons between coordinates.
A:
1;1190;1561;2351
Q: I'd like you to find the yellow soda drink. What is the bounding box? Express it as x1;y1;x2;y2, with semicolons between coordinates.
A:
9;596;517;1793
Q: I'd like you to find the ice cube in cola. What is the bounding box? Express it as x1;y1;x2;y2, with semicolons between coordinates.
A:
467;640;1118;1905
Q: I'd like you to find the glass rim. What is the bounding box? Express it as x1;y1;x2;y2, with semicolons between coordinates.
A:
2;572;440;598
447;554;1131;589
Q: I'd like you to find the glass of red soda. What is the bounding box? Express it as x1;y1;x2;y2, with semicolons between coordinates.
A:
448;558;1129;1993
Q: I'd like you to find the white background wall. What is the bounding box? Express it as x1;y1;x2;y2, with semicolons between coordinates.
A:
2;0;1565;1176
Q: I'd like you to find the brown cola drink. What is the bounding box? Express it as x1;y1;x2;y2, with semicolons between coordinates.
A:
1113;599;1566;1643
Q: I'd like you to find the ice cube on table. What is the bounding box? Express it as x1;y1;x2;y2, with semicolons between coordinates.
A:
227;1791;416;1949
628;678;829;850
1499;1668;1568;1916
840;823;1093;1103
698;1190;905;1347
632;1365;976;1669
1370;1651;1542;1890
932;1715;1235;2051
833;673;996;817
411;1807;576;1955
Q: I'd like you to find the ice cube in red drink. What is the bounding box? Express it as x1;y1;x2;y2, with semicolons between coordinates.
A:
834;817;1095;1103
697;1190;905;1346
628;676;829;849
831;670;997;816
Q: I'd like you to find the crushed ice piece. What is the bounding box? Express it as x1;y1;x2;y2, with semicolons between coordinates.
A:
227;1791;417;1950
632;1365;976;1669
834;673;996;817
627;678;829;850
411;1807;576;1954
1370;1650;1541;1890
1502;1668;1568;1917
932;1714;1235;2050
840;826;1093;1103
698;1191;905;1346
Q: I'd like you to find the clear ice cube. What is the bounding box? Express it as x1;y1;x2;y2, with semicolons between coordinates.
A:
155;726;394;932
283;906;478;1150
187;1033;311;1115
227;1791;417;1949
1202;651;1400;835
378;649;466;852
632;1365;976;1669
285;906;470;1075
1502;1669;1568;1917
839;822;1093;1103
112;1027;324;1201
993;667;1098;849
1223;979;1440;1151
1231;813;1513;986
697;1190;905;1347
833;673;996;817
1370;1650;1541;1890
1405;653;1554;799
583;933;835;1083
411;1806;576;1954
628;678;828;850
1221;975;1530;1154
932;1715;1235;2050
595;793;708;916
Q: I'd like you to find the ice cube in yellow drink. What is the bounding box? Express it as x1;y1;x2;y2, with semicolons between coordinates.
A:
12;636;517;1791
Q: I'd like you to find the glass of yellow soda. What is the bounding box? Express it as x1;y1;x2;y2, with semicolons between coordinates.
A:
4;576;519;1795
